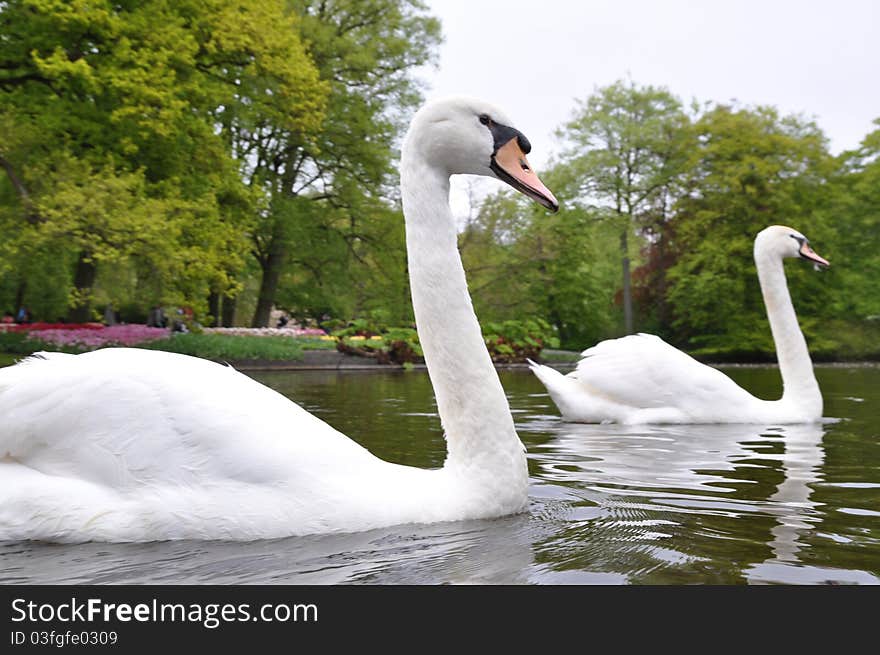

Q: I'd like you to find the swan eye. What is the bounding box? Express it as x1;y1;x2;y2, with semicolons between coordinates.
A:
479;114;492;126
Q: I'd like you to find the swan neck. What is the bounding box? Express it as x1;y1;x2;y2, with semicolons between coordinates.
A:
754;247;821;410
400;147;526;484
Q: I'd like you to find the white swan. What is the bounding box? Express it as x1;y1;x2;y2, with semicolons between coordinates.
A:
0;97;559;542
530;225;829;424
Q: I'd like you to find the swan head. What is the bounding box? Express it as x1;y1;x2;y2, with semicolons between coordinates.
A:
755;225;830;268
404;96;559;212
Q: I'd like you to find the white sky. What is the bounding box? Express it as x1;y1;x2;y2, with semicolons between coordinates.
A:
417;0;880;216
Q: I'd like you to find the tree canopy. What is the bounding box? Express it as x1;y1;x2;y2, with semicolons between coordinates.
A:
234;0;441;327
2;4;877;370
458;82;879;360
555;79;693;334
1;0;327;320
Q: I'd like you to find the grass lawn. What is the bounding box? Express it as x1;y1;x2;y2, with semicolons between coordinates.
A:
141;333;337;360
0;332;338;368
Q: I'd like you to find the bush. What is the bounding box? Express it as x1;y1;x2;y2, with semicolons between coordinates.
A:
335;327;423;364
331;317;559;364
482;318;560;363
0;331;36;354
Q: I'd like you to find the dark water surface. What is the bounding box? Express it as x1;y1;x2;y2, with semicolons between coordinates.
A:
2;365;878;584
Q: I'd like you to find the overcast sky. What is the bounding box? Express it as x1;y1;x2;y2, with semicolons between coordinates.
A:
417;0;880;214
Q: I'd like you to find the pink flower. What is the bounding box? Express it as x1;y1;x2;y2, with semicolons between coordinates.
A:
27;325;170;349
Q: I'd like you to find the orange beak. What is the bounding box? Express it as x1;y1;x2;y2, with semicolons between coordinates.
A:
799;241;830;268
490;137;559;212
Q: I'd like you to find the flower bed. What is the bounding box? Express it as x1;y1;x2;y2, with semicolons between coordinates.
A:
0;323;171;354
28;324;171;348
0;322;104;333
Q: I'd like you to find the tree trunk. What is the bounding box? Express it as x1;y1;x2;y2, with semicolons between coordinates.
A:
536;235;564;345
0;153;39;224
68;252;97;323
221;294;237;327
656;234;669;329
13;280;26;317
208;291;221;327
252;240;284;328
620;228;633;335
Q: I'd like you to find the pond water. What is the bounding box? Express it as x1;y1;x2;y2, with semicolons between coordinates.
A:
1;364;878;584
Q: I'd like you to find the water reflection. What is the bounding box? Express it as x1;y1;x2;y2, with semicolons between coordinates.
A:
521;421;825;582
741;424;877;584
747;424;825;573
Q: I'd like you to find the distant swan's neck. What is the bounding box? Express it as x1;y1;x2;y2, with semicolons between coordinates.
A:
754;246;821;413
400;148;526;490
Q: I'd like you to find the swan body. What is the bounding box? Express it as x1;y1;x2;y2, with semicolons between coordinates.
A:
0;97;558;542
531;225;829;424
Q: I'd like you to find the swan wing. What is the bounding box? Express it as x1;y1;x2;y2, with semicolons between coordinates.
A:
571;334;755;415
0;348;378;489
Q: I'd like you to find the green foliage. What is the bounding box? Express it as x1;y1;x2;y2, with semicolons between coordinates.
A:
4;37;880;365
331;317;387;338
331;318;558;364
235;0;441;327
460;176;623;350
335;328;423;365
554;79;694;333
481;318;560;363
459;84;879;362
331;319;422;364
666;104;834;352
0;0;328;321
271;195;411;325
0;331;34;354
817;120;880;322
557;79;693;217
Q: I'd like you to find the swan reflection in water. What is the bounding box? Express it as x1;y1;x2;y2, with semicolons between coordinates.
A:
525;418;865;583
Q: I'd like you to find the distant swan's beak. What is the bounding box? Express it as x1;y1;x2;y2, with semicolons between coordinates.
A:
490;138;559;212
799;241;830;268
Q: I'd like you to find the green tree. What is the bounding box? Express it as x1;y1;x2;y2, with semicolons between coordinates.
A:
555;79;692;334
803;119;880;358
666;104;833;356
460;167;621;350
823;120;880;320
228;0;441;327
0;0;327;321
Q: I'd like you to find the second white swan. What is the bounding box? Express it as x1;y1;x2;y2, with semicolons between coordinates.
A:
530;225;829;424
